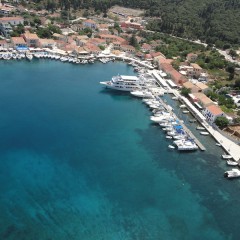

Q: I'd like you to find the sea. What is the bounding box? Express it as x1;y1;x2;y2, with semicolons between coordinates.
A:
0;60;240;240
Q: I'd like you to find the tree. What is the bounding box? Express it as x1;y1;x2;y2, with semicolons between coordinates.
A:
215;116;229;128
180;87;191;97
129;34;139;49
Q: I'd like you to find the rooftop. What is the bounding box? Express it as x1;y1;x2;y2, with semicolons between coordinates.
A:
206;104;223;115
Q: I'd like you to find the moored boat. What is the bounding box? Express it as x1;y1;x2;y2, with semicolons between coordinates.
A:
200;131;209;135
224;169;240;178
222;154;232;159
226;160;238;166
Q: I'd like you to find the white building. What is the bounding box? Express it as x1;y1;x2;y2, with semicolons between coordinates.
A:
202;104;225;124
0;16;24;37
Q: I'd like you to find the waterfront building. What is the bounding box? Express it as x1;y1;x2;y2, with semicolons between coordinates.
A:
98;34;127;44
192;92;214;108
38;39;55;48
23;32;40;48
11;36;27;49
120;44;135;53
0;39;9;49
202;104;225;124
182;81;201;93
0;16;24;37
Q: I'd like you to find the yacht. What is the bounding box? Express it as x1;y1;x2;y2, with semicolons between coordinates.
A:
26;52;33;61
100;75;142;91
224;169;240;178
174;139;198;151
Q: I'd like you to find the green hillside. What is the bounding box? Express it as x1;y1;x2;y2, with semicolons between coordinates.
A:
41;0;240;46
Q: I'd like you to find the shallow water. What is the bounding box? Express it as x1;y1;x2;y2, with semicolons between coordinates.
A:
0;60;239;240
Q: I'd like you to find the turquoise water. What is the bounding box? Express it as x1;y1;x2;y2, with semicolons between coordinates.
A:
0;60;240;240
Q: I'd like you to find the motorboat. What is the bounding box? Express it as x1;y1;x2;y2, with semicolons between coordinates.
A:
216;143;221;147
226;160;238;166
196;126;205;130
222;154;232;159
182;110;189;114
100;75;143;91
224;169;240;178
131;90;153;98
168;145;175;149
174;139;198;151
200;131;209;135
180;104;186;108
166;136;172;139
26;53;33;61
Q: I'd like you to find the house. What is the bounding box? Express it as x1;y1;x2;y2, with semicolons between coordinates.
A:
53;33;68;42
141;43;152;52
0;5;15;16
145;54;152;60
182;81;201;93
83;19;97;29
11;36;27;49
202;104;225;124
0;39;9;49
120;44;135;53
87;38;106;46
75;35;89;46
112;41;121;50
38;38;55;48
192;92;214;108
190;63;203;77
120;21;143;30
84;44;101;54
195;82;209;93
98;34;126;44
22;32;39;47
0;16;24;36
187;53;198;62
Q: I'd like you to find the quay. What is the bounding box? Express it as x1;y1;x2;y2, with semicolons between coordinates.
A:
152;88;206;151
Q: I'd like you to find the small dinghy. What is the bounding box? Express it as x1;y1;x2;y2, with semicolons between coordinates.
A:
222;154;232;159
168;145;175;149
227;160;238;166
200;131;209;135
216;143;221;147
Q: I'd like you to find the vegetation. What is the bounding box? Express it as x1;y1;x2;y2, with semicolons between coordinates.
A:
36;24;61;38
25;0;240;46
215;116;229;128
180;87;191;97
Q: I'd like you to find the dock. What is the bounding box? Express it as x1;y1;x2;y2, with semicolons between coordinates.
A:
156;95;206;151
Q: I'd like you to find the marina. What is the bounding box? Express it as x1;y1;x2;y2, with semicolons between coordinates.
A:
1;60;240;239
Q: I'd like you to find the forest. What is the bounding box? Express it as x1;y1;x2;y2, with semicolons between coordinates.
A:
31;0;240;46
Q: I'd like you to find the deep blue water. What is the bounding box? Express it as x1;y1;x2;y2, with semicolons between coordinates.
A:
0;60;240;240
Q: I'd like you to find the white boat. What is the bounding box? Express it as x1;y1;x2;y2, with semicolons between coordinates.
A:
168;145;175;149
182;110;189;114
180;104;186;108
222;154;232;159
100;75;142;91
224;169;240;178
196;126;205;130
166;136;172;139
226;160;238;166
174;139;198;151
189;119;197;123
131;90;153;98
26;53;33;61
216;143;221;147
172;96;178;100
200;131;209;135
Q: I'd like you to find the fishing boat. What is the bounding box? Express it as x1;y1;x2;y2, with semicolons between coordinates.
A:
200;131;209;135
224;169;240;178
222;154;232;159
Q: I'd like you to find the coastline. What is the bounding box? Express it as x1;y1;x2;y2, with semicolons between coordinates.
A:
1;50;239;161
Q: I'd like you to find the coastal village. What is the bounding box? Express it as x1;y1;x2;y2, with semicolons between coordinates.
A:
0;2;240;173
